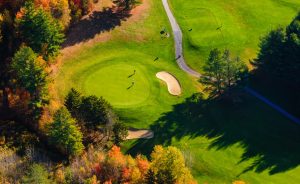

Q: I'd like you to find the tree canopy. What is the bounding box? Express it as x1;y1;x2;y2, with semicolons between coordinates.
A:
200;48;248;96
253;12;300;86
11;46;49;117
48;107;84;156
148;145;196;184
18;2;65;60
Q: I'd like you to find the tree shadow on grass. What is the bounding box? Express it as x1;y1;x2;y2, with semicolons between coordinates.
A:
63;7;132;47
127;92;300;175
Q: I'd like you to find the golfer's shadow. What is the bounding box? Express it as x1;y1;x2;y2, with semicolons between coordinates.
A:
128;70;136;78
127;82;135;90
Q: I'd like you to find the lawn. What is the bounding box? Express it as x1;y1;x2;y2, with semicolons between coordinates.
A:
53;0;198;128
168;0;300;71
53;0;300;183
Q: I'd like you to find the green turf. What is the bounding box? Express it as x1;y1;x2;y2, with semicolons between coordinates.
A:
84;62;151;107
53;0;198;128
169;0;300;71
54;0;300;183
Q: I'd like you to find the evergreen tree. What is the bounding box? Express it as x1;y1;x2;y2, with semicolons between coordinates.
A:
11;46;48;118
253;12;300;86
79;95;112;128
65;88;82;118
18;2;64;60
200;48;247;96
48;107;84;156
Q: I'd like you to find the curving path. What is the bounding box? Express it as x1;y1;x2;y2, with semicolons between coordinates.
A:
161;0;201;78
161;0;300;125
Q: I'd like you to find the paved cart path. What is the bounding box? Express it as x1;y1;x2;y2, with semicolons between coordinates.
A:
162;0;201;78
161;0;300;125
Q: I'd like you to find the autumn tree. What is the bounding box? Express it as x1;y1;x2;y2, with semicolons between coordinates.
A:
68;0;93;23
34;0;71;29
18;1;65;60
48;107;84;156
11;46;48;118
113;0;139;10
147;145;196;184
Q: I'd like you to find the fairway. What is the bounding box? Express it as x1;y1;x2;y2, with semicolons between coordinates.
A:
84;62;151;106
169;0;300;71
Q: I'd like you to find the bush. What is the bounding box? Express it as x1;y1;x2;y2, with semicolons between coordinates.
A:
21;164;53;184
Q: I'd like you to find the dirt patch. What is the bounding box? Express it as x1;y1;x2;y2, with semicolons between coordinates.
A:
126;129;154;139
156;71;182;96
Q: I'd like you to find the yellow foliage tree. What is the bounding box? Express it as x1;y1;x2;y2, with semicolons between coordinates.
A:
150;145;197;184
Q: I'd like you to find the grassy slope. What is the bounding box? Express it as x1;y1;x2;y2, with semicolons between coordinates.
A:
53;0;300;183
156;0;300;183
53;0;198;129
169;0;300;72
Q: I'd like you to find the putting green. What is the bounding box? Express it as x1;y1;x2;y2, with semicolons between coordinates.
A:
83;63;151;106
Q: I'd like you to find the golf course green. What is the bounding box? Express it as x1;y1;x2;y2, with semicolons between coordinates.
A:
53;0;300;183
84;62;151;106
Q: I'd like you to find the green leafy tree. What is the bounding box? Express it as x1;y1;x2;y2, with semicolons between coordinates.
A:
112;122;128;145
65;88;82;118
48;107;84;156
18;2;64;60
148;145;196;184
11;46;48;118
21;164;53;184
79;95;112;128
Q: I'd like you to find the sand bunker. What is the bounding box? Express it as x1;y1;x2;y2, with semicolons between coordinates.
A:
156;71;182;96
126;129;154;140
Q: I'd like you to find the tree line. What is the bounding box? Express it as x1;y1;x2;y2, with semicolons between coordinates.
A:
1;145;197;184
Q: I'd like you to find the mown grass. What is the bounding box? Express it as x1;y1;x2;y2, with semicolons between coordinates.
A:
53;0;198;128
169;0;300;71
54;0;300;183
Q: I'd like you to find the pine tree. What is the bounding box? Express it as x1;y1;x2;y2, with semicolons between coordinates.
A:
18;1;65;60
48;107;84;156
